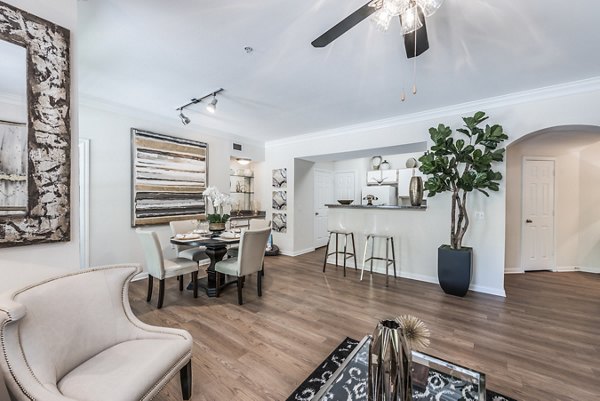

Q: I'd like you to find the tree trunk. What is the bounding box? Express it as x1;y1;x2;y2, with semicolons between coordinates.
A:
451;190;458;248
456;191;469;249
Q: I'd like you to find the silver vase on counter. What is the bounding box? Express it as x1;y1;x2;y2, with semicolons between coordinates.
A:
409;176;423;207
368;319;412;401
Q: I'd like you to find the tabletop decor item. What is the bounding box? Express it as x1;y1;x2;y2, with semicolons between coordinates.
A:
371;156;382;170
418;111;508;296
409;175;423;206
368;316;430;401
405;157;418;168
202;186;231;233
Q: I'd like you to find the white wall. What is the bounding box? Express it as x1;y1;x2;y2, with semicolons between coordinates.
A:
265;80;600;296
293;159;315;253
0;0;79;284
79;103;263;268
578;141;600;271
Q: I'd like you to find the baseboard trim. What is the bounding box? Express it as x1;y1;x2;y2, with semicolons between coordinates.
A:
327;260;506;297
577;266;600;274
555;266;578;272
281;247;316;257
504;266;523;274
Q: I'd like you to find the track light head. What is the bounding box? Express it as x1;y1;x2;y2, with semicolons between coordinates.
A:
179;111;191;125
206;95;218;114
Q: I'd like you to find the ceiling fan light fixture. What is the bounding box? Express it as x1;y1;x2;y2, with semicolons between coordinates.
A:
418;0;445;17
371;10;393;31
399;5;423;35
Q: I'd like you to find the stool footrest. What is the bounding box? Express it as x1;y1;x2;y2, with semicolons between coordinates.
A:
364;256;394;265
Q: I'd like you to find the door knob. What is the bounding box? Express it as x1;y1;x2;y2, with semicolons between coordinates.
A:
526;219;533;223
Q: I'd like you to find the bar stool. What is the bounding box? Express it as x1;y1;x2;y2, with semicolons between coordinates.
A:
361;216;397;286
322;217;357;277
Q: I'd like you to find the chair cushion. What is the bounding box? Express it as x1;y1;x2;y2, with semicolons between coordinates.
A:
58;338;191;401
178;248;210;263
163;258;198;279
215;257;240;276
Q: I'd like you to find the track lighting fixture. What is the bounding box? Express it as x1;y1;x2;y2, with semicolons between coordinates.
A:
206;95;218;114
175;88;224;125
179;111;191;125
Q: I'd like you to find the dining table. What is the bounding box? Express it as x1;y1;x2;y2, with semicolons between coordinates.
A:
170;234;240;297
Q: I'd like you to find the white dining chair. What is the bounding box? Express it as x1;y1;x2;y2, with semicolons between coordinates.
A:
136;229;200;309
169;219;208;262
214;227;271;305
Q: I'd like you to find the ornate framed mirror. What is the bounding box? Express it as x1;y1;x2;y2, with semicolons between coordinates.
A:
0;2;71;247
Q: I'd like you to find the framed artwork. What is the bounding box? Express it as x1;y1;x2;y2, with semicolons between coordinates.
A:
131;129;208;226
272;168;287;188
272;190;287;211
272;213;287;233
0;2;71;248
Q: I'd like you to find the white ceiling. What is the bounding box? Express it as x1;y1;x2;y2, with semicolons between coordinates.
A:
78;0;600;142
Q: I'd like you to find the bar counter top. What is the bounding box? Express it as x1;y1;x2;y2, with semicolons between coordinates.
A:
325;204;426;210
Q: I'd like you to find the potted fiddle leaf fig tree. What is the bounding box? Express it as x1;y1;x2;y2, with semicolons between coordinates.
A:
418;111;508;296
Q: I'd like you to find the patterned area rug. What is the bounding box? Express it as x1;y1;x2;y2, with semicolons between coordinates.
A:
287;337;517;401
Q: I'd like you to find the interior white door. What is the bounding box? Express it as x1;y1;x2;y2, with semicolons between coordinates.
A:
522;159;555;271
314;169;334;248
334;171;355;201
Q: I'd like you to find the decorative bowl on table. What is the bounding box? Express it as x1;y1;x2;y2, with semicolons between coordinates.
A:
337;200;353;205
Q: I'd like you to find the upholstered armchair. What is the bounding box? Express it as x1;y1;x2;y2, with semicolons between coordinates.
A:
215;227;271;305
0;265;193;401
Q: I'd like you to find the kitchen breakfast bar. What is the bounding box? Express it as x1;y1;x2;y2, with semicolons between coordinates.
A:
324;203;431;283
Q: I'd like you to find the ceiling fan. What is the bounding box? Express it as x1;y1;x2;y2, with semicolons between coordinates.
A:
311;0;445;58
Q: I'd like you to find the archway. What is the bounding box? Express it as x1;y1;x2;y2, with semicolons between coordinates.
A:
505;125;600;274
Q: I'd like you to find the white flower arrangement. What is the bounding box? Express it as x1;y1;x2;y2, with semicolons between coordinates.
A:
202;186;232;223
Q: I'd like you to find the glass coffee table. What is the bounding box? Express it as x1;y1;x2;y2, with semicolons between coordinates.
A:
312;335;486;401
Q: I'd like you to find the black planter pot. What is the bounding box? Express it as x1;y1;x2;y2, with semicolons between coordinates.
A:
437;245;473;297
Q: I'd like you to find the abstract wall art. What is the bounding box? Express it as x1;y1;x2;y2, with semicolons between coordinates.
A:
272;168;287;188
131;129;208;226
272;213;287;233
272;190;287;211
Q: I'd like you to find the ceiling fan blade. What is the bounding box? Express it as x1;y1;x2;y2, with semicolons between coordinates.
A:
401;10;429;58
312;1;380;48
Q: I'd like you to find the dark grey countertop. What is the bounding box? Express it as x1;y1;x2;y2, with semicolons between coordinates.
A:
325;204;427;210
229;211;266;220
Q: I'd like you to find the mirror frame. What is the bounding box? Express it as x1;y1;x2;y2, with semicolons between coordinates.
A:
0;1;71;248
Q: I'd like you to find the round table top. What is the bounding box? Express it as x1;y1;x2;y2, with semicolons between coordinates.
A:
170;236;240;248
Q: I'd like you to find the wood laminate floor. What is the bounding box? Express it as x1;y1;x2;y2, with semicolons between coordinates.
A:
128;248;600;401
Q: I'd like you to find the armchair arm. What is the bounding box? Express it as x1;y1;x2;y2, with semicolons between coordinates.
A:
0;300;78;401
0;298;26;324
